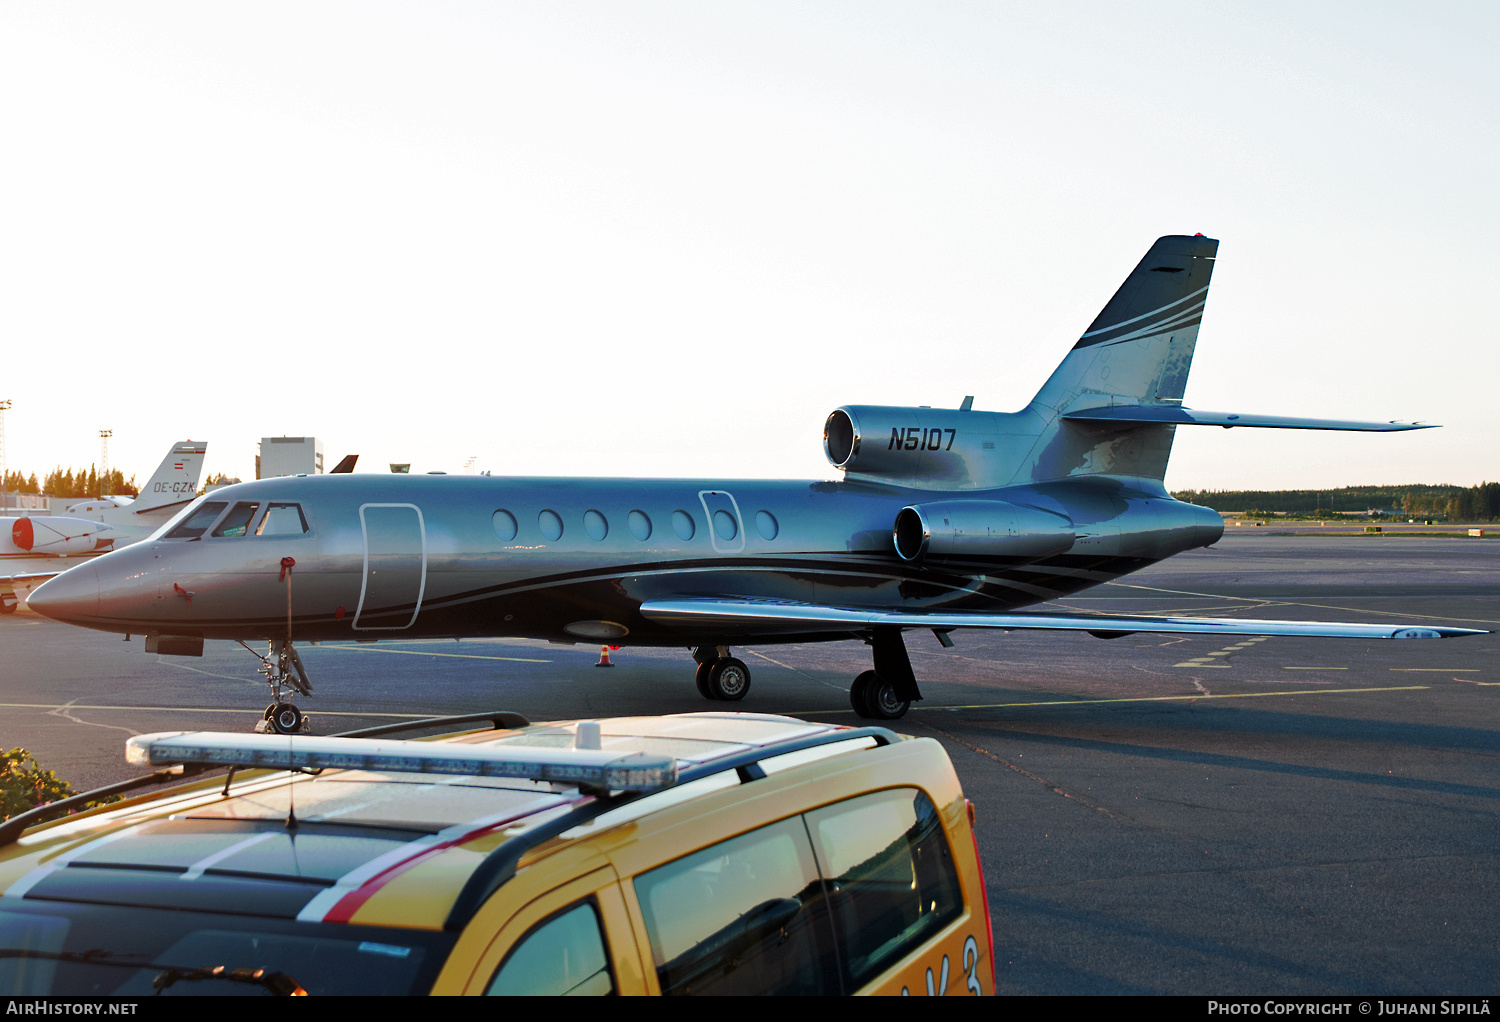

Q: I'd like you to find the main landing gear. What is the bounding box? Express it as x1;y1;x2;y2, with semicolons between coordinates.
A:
240;639;313;735
849;629;922;721
692;646;752;701
689;630;923;720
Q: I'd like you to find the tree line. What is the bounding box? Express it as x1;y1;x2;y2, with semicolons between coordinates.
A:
2;467;138;499
1172;482;1500;521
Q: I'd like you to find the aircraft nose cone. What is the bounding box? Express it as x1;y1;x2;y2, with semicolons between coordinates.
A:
27;563;100;623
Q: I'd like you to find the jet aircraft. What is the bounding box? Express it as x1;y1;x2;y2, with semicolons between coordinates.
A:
1;440;206;612
28;236;1484;729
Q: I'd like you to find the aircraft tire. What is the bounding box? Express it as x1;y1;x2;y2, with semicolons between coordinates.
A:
269;703;304;735
708;658;751;701
695;661;717;700
850;670;877;717
852;670;909;720
0;596;16;615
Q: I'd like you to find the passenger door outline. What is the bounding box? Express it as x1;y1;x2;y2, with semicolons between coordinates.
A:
353;503;427;631
697;490;746;554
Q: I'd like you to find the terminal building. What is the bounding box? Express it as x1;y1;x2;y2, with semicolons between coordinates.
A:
256;437;323;479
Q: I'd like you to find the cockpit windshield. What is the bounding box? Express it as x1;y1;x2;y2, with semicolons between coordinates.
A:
256;503;308;536
145;494;211;542
212;502;262;538
163;501;228;540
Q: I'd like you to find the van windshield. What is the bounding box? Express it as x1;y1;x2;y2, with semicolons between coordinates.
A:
0;902;455;996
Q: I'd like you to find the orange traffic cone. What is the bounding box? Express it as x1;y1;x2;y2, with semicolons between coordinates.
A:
595;645;614;667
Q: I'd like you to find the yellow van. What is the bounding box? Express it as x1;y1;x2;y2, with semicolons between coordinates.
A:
0;711;993;996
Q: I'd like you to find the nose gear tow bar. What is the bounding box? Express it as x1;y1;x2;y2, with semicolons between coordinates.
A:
236;556;313;734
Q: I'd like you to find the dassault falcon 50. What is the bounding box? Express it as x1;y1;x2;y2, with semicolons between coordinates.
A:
28;235;1484;730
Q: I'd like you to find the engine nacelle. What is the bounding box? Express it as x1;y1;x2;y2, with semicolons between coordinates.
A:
824;405;1020;489
64;496;132;515
893;500;1076;562
6;517;114;556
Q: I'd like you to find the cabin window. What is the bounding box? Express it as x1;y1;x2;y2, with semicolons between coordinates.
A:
165;502;228;540
492;510;518;542
256;503;308;536
756;510;779;541
538;510;563;542
671;510;695;542
628;510;652;541
211;502;262;538
584;510;608;542
712;510;737;543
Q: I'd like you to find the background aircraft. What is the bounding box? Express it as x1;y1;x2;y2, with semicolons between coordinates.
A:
28;237;1483;730
1;440;206;612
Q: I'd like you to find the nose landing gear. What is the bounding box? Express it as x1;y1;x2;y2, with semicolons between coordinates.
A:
240;639;313;734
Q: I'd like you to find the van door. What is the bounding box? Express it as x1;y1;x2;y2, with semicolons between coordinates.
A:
455;868;648;995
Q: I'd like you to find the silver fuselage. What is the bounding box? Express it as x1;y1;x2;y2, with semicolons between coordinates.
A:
32;472;1222;645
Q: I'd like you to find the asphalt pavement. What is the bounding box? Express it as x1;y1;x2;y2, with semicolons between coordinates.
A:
1;534;1495;994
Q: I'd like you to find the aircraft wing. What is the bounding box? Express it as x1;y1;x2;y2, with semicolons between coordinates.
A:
638;598;1486;640
1;567;63;589
1061;406;1435;431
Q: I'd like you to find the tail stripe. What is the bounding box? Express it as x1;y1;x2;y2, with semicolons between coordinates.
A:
1076;286;1209;347
1087;302;1205;348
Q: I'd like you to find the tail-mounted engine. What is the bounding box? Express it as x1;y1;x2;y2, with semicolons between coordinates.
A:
893;500;1075;562
5;517;113;556
826;405;1026;489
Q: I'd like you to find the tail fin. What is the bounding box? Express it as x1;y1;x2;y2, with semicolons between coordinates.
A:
1020;235;1218;484
125;440;207;514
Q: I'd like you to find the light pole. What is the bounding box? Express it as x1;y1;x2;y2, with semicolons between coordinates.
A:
0;400;11;511
99;429;113;496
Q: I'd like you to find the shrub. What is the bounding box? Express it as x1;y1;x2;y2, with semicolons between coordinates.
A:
0;748;78;821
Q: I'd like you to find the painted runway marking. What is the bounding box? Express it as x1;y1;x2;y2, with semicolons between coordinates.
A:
1283;666;1348;670
1175;635;1270;668
799;685;1433;714
47;698;144;737
1102;581;1500;626
1390;668;1480;672
318;645;549;663
0;702;450;719
742;649;847;692
926;685;1431;710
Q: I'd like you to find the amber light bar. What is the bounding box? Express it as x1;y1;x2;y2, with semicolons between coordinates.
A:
125;731;678;793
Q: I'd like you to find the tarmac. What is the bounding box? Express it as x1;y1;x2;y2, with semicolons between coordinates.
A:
1;534;1496;995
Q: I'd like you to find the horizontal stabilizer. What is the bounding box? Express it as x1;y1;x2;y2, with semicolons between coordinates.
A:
1062;405;1436;431
639;598;1486;640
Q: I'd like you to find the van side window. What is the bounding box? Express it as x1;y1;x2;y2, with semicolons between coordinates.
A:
211;502;262;538
805;788;963;989
164;502;228;540
485;900;613;996
255;503;308;536
633;816;841;996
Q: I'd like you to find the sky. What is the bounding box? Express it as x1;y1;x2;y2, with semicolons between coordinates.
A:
2;1;1495;493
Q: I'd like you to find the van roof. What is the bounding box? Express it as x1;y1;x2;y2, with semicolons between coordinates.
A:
1;713;904;933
